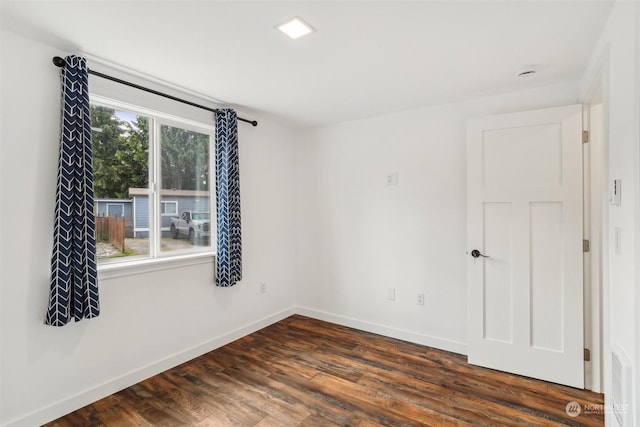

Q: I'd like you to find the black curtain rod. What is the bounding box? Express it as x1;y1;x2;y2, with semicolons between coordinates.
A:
52;56;258;127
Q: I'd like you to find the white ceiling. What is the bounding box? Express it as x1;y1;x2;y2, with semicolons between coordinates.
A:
1;1;613;128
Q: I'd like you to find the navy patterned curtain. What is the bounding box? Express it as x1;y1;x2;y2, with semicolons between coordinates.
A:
215;109;242;287
45;55;100;326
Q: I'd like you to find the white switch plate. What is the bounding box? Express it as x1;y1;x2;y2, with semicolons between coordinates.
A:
387;287;395;301
614;227;622;255
386;172;398;186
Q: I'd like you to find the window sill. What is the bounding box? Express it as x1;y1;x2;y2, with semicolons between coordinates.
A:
98;251;215;281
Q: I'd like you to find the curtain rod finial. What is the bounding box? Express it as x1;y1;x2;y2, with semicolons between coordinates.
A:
251;121;258;127
52;56;65;67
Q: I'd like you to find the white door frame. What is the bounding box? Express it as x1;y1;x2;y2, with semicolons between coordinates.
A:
581;49;609;393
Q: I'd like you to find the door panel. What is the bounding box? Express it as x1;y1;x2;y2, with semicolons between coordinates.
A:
530;202;563;352
467;104;584;388
483;202;513;344
482;124;562;189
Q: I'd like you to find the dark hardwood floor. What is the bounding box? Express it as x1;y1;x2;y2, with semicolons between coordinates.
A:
45;315;604;426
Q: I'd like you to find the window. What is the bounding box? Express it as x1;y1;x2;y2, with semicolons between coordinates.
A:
161;201;178;216
91;96;215;267
106;203;125;217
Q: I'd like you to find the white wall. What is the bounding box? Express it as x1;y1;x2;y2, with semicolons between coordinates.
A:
3;4;637;427
0;30;297;427
294;81;580;355
580;1;639;425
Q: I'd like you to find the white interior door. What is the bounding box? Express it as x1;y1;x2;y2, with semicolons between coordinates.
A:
467;104;584;388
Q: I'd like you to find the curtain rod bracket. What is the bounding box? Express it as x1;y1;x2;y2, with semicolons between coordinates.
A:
51;56;258;127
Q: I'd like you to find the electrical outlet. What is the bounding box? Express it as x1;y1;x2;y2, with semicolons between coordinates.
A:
260;282;266;294
387;287;395;301
417;293;425;306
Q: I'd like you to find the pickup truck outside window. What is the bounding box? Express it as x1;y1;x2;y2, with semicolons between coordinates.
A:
170;211;211;245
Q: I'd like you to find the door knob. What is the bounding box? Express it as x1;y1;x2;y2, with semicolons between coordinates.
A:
470;249;489;258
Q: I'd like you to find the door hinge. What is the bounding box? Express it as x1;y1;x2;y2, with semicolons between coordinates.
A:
582;130;589;144
583;239;590;253
584;348;591;362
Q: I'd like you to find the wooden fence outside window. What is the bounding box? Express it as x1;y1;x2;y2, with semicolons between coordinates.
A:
96;215;125;252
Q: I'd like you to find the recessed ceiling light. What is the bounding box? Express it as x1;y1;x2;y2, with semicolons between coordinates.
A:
277;17;315;40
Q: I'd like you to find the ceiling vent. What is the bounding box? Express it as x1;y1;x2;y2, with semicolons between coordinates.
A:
516;65;537;78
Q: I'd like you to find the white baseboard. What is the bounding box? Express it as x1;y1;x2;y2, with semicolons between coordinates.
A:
5;305;467;427
295;306;468;356
3;307;296;427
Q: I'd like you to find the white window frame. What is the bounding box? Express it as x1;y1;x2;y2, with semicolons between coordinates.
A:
160;200;178;216
91;95;216;278
106;203;125;217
